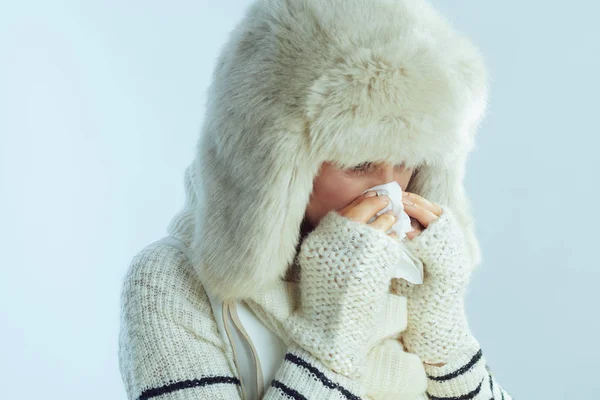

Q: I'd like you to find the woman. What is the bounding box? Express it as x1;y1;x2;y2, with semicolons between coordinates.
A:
118;0;514;399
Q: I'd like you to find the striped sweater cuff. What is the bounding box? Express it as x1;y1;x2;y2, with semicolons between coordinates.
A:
266;343;368;400
134;376;242;400
423;345;514;400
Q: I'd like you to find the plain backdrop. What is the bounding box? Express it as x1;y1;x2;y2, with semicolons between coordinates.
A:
1;1;598;398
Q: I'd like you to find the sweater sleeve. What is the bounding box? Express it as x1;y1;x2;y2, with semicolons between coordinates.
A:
118;242;369;400
422;342;514;400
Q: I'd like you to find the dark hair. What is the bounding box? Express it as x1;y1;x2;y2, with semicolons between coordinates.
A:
286;215;313;282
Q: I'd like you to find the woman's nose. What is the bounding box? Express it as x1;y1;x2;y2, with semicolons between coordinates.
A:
376;162;396;183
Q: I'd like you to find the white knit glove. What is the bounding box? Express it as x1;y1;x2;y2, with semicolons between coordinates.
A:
391;205;480;365
282;209;405;380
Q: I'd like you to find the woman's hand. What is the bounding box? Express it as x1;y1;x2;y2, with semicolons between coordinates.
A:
338;190;402;240
401;191;442;240
283;190;408;379
391;191;480;365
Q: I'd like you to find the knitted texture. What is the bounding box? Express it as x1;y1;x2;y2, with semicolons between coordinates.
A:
245;265;430;399
282;210;406;380
119;241;371;400
362;338;428;399
118;243;244;400
391;205;478;364
118;224;513;399
423;345;514;400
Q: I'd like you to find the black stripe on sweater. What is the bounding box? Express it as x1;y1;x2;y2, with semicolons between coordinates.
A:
427;348;483;382
271;380;308;400
283;352;362;400
136;376;241;400
427;376;485;400
488;367;495;399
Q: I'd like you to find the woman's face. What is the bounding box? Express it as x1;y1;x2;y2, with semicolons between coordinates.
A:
304;161;414;230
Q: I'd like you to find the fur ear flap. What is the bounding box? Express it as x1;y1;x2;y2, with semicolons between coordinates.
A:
188;138;318;302
406;158;482;271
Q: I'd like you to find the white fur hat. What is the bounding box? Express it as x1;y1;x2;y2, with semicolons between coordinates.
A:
174;0;490;301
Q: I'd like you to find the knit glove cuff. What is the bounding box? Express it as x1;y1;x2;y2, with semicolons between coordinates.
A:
283;210;404;380
392;205;476;364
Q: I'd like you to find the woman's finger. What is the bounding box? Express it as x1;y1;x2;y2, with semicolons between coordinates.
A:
411;217;424;232
338;192;368;215
406;217;423;239
406;230;419;240
403;192;442;217
369;210;397;233
402;196;438;229
339;190;379;216
344;195;390;223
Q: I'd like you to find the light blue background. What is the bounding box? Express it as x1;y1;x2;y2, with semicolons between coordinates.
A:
1;1;598;398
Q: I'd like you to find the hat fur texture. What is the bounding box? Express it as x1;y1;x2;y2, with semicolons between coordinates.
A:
169;0;490;301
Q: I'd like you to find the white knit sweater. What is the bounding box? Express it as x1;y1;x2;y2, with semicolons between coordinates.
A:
117;165;514;400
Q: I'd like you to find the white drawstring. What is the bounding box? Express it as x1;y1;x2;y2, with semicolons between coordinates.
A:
223;299;265;399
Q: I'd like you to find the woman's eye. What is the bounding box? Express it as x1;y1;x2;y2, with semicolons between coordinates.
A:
347;161;406;175
349;162;374;173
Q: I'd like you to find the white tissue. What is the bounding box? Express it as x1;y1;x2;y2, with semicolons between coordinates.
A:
361;181;424;284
